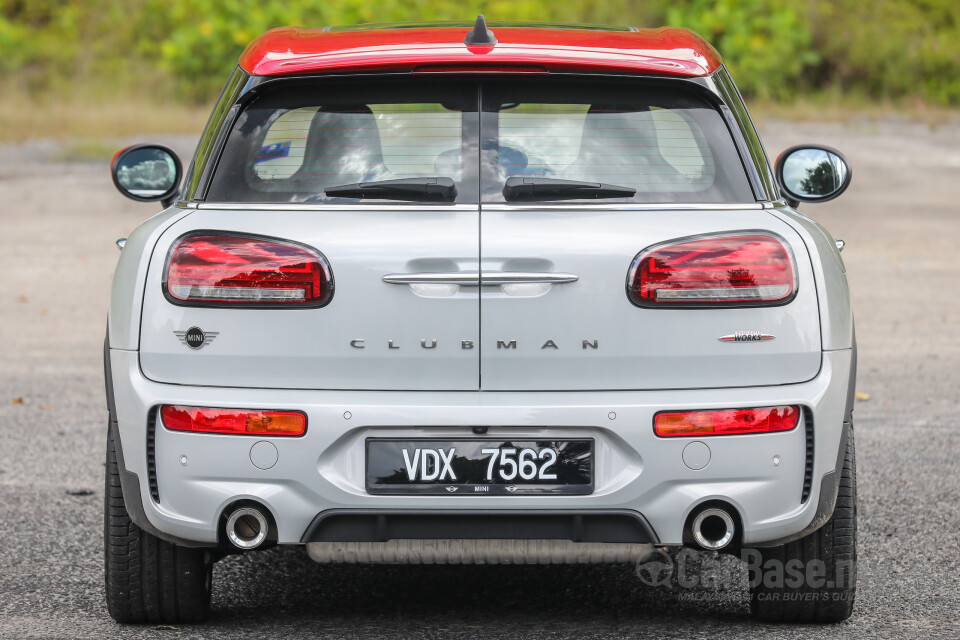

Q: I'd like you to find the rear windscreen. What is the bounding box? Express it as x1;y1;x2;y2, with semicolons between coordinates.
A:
205;78;754;205
206;81;479;204
480;81;754;203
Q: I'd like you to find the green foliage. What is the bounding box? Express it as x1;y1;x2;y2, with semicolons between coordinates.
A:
136;0;489;100
660;0;818;100
136;0;816;101
2;0;960;106
810;0;960;104
0;0;81;87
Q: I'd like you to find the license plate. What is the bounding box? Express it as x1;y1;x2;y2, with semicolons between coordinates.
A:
366;438;594;495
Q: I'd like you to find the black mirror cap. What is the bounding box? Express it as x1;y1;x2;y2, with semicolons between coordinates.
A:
110;143;183;206
774;144;852;207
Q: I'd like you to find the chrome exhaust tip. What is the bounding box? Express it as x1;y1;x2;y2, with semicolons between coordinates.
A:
225;507;269;550
691;508;735;551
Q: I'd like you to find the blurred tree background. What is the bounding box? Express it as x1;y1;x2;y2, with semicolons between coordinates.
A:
1;0;959;137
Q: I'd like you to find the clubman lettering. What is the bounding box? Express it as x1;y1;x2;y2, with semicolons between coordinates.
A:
349;338;600;350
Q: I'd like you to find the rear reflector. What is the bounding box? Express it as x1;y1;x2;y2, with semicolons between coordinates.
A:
160;406;306;436
655;406;800;437
629;234;795;307
165;234;332;307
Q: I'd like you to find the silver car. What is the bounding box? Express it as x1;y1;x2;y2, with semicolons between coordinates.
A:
104;17;857;625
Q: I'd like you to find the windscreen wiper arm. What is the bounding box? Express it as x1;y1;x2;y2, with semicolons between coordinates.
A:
502;177;636;201
325;177;457;202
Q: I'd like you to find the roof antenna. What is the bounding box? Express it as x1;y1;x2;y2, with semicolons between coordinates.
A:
464;15;497;45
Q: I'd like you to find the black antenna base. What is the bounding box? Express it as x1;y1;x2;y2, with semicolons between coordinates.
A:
464;15;497;45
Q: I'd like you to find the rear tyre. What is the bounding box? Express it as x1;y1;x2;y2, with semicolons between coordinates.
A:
104;427;212;623
749;427;857;623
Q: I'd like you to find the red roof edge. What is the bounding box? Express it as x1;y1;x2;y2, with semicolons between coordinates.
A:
239;26;722;78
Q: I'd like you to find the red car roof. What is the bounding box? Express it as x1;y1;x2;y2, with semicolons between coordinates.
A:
239;24;722;78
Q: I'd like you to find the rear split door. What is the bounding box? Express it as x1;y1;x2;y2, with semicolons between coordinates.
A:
139;80;483;390
477;79;822;391
138;76;821;393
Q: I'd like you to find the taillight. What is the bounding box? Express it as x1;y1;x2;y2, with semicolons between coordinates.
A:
654;406;800;437
628;233;795;307
164;234;332;307
160;406;306;436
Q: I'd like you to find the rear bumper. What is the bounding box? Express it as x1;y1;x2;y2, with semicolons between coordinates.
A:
109;348;852;548
301;509;657;544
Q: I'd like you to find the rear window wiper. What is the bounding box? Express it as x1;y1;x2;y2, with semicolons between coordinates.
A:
324;177;457;202
502;177;636;201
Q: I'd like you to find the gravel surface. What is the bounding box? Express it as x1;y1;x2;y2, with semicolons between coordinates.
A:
1;120;959;639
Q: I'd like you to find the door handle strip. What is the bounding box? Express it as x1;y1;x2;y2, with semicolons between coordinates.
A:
382;271;578;286
482;272;579;285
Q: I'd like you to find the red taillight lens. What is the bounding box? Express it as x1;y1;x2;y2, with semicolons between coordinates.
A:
165;234;332;306
629;234;794;307
654;406;800;437
160;406;306;436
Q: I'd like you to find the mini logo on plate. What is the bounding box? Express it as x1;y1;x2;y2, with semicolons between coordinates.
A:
505;486;518;493
445;486;458;493
718;331;775;343
174;327;218;350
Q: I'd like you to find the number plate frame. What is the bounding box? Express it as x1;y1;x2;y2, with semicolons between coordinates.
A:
366;438;594;495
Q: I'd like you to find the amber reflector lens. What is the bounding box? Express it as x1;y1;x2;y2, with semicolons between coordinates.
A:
160;406;306;436
654;406;800;437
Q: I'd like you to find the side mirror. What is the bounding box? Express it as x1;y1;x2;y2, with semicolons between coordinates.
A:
775;145;851;208
110;144;182;208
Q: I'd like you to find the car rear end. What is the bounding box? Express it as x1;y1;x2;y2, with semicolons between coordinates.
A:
104;21;856;623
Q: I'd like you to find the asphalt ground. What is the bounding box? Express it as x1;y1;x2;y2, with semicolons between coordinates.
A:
1;120;959;638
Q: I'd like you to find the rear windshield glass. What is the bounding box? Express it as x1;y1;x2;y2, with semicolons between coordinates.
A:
206;81;478;204
480;80;753;203
205;79;753;205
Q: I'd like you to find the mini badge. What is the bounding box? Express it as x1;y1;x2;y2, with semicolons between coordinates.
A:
718;331;775;343
175;327;218;350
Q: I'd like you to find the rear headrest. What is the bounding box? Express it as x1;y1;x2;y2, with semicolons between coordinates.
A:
303;105;387;184
574;104;672;172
